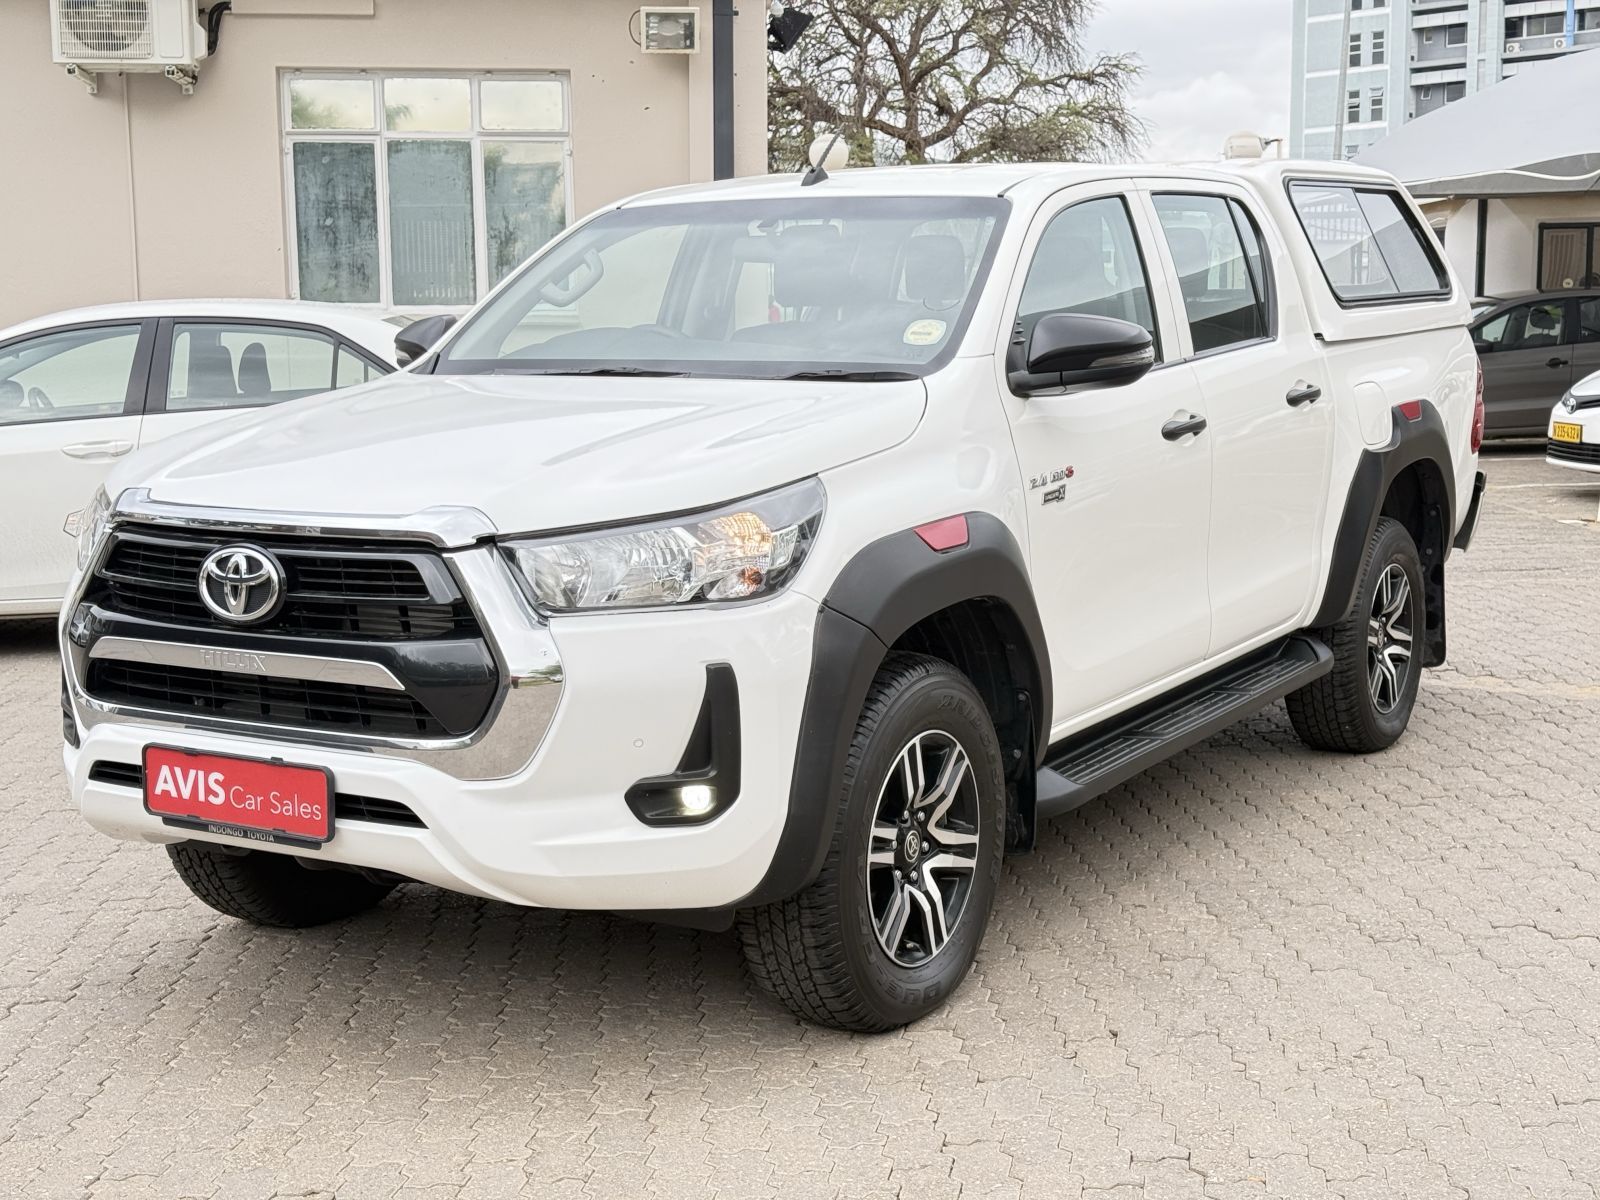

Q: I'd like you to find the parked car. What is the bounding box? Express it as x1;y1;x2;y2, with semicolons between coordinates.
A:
1470;289;1600;437
61;160;1483;1031
0;300;400;618
1546;368;1600;473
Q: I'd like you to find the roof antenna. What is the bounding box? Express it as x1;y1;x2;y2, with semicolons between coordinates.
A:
801;131;847;186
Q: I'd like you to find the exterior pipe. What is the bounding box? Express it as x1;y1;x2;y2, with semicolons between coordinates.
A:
712;0;735;178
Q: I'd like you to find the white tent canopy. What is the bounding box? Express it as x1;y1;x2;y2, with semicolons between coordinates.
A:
1357;48;1600;197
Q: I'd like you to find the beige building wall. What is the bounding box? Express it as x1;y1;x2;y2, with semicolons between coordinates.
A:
1440;194;1600;297
0;0;768;327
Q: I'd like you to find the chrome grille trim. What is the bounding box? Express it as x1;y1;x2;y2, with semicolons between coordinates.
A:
87;637;408;691
107;489;497;549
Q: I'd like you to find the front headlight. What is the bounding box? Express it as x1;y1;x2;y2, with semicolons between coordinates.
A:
65;486;115;571
502;478;825;612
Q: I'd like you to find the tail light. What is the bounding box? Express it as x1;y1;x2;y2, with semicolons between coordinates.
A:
1470;360;1485;453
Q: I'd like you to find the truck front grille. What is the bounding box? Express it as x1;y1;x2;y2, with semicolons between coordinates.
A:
91;533;478;640
74;526;500;742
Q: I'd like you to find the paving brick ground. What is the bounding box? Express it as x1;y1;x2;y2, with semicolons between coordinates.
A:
2;446;1598;1199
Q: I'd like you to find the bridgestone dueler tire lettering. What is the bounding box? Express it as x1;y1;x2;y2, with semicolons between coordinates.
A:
1287;516;1425;753
166;842;396;928
737;653;1006;1032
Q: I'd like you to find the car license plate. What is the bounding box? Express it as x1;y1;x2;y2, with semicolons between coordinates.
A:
1554;421;1583;444
143;746;333;846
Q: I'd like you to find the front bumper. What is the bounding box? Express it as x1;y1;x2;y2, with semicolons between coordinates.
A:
63;497;819;912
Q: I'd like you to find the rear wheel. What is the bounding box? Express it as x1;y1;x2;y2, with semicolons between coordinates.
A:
738;653;1006;1031
1288;516;1424;753
166;842;396;928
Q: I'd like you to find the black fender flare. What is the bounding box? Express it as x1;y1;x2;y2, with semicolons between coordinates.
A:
736;512;1051;908
1311;403;1456;649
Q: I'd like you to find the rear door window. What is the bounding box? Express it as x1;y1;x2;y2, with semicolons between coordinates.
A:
1152;194;1271;354
167;323;340;411
1288;181;1449;304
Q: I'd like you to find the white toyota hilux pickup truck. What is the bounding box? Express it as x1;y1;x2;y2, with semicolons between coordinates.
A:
62;159;1486;1031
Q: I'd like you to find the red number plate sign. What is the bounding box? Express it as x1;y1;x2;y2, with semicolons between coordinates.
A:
143;746;334;846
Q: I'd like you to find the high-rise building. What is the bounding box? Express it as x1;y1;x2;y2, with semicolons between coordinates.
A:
1290;0;1600;159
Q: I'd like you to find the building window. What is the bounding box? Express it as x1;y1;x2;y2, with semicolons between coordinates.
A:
1419;86;1433;99
1351;0;1362;10
1372;29;1387;64
1445;80;1466;101
1349;32;1363;66
1370;86;1385;122
1445;24;1467;47
1539;224;1600;290
282;72;572;308
1422;28;1433;43
1372;0;1386;7
1347;90;1362;123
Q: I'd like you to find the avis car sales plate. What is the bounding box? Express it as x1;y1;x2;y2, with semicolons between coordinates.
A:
143;746;333;847
1554;421;1583;444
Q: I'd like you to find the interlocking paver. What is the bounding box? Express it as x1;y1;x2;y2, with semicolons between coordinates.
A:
2;446;1599;1198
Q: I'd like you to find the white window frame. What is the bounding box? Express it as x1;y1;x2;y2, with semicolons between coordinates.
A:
279;70;576;314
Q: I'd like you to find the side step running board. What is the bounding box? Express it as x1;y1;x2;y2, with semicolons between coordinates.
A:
1036;635;1333;820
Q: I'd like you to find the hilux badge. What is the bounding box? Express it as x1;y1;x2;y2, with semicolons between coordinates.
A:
198;546;283;624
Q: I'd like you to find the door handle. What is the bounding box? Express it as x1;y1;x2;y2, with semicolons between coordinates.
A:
1162;413;1208;441
1548;357;1569;369
61;440;134;459
1286;381;1322;406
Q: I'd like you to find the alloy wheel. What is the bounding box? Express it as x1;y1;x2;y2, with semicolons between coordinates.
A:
865;730;982;967
1368;562;1414;715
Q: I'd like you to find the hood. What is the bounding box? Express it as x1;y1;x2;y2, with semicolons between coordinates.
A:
117;372;927;535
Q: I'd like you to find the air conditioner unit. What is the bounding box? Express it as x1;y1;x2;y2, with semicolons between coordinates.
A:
1554;36;1567;48
1505;41;1521;53
51;0;208;94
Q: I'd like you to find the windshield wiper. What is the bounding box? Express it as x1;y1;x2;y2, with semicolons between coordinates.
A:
501;366;691;377
774;369;920;382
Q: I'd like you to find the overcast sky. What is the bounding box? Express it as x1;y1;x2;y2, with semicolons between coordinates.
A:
1086;0;1293;162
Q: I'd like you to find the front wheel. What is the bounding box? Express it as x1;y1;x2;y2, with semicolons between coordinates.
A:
1287;516;1424;753
738;653;1006;1031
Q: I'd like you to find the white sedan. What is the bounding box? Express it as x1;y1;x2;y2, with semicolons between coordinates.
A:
1547;368;1600;475
0;300;402;619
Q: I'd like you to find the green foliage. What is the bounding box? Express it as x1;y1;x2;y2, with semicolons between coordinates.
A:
769;0;1142;171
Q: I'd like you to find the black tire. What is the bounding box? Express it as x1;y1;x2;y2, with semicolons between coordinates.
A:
166;842;397;928
1288;516;1424;754
737;653;1006;1032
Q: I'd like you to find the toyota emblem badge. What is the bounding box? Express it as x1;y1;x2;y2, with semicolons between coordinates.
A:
198;546;284;624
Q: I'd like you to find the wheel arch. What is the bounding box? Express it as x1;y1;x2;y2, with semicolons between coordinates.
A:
1312;404;1456;667
737;513;1051;909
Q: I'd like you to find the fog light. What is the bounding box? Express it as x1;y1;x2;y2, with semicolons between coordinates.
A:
678;784;715;816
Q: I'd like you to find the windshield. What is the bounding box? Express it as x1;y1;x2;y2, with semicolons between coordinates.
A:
436;196;1009;379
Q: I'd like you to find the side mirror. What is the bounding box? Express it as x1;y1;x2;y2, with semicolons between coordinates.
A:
1011;313;1155;395
1472;340;1493;355
394;314;458;367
